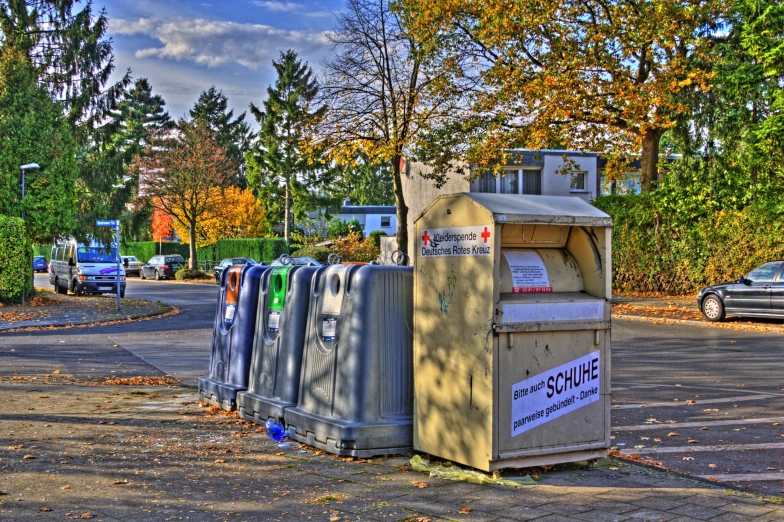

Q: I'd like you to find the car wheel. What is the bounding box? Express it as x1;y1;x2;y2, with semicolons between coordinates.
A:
155;270;160;281
120;289;125;298
701;294;725;322
74;282;83;297
140;270;146;280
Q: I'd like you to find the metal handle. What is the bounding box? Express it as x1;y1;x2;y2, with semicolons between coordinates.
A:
279;254;292;266
391;250;409;266
328;253;343;265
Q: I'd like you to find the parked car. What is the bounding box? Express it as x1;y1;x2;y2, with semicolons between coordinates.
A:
212;257;259;282
270;255;322;267
140;255;185;280
698;261;784;321
33;255;49;273
49;237;126;297
121;256;144;277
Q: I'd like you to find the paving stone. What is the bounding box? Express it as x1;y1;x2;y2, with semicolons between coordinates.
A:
623;508;681;520
721;502;777;517
668;503;730;520
570;509;631;522
536;501;594;515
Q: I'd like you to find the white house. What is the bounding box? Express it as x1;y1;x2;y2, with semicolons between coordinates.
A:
332;199;397;238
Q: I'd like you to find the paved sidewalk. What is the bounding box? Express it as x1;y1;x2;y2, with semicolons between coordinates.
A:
1;379;782;522
0;291;174;332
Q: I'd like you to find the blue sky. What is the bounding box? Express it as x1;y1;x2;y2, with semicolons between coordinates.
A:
104;0;343;125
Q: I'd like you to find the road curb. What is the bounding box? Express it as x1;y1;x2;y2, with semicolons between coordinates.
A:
0;305;181;333
613;313;784;334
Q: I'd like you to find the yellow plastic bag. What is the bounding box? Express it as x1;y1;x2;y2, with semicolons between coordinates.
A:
410;455;536;487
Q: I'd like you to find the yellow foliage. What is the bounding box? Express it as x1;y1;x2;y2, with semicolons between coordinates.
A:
173;187;266;248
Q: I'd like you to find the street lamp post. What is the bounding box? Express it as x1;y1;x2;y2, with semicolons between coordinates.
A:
19;163;40;305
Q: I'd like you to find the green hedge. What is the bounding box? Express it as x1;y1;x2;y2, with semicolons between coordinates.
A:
33;244;50;261
121;241;190;263
594;193;784;295
198;238;289;265
0;215;33;303
175;268;211;280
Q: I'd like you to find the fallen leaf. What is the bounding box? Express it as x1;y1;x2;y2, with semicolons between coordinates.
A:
52;369;60;374
329;517;342;522
79;513;95;519
667;432;678;437
112;480;130;485
458;507;472;514
22;454;35;459
688;439;698;444
609;466;619;471
773;422;781;426
682;457;694;461
653;438;662;442
708;464;717;468
61;485;70;489
214;459;225;464
40;507;52;512
706;477;719;482
37;395;50;399
700;427;708;431
411;481;429;489
686;400;695;405
767;467;776;471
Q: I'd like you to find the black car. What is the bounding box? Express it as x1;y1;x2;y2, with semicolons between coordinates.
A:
140;255;186;280
213;257;259;282
698;261;784;321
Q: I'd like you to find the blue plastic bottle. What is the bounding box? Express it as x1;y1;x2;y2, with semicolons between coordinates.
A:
265;418;285;441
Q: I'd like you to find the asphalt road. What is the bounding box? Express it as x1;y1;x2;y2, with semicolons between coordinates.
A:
611;319;784;497
13;275;784;495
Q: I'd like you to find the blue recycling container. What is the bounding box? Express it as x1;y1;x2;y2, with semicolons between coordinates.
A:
198;263;268;410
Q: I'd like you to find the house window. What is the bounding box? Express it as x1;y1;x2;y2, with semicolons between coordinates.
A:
476;171;496;193
500;170;519;194
522;169;542;195
570;171;587;192
380;216;391;227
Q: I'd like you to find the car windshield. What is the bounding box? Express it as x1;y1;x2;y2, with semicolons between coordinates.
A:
164;256;184;264
77;246;119;263
34;256;46;262
126;256;138;262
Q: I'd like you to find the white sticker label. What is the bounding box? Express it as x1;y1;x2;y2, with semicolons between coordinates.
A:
511;350;601;437
322;317;337;341
420;226;492;257
225;304;236;324
268;311;280;332
503;250;551;292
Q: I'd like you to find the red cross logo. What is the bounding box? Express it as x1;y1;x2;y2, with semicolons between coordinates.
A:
422;231;430;246
481;226;491;243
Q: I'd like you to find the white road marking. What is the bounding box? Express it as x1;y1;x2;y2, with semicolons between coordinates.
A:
620;442;784;455
614;417;784;432
697;473;784;482
613;394;778;410
612;382;784;398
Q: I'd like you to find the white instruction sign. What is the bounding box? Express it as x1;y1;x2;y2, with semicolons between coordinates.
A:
503;250;551;293
224;304;236;324
268;311;280;332
322;317;337;341
511;350;601;437
420;226;492;257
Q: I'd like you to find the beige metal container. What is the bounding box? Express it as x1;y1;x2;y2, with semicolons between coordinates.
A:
413;193;612;472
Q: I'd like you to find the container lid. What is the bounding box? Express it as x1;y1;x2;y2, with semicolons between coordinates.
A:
268;266;291;311
417;193;612;226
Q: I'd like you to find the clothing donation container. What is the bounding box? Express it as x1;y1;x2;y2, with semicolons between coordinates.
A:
284;261;414;457
414;193;612;472
198;264;268;410
237;264;318;424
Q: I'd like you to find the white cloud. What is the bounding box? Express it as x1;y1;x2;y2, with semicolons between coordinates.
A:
109;17;331;70
253;1;304;12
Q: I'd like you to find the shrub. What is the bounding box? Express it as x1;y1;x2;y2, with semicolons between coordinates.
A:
328;218;362;238
214;238;289;263
368;230;387;248
175;268;211;280
0;215;32;303
291;246;331;263
331;233;380;263
122;241;189;263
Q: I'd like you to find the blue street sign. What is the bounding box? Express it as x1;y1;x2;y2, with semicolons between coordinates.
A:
96;220;118;227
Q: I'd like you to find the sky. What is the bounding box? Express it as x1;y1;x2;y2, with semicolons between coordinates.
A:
103;0;343;126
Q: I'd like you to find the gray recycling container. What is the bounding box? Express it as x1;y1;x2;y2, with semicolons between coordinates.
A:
198;264;268;410
238;265;318;424
284;263;414;457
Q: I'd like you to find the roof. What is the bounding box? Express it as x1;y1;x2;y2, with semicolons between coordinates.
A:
420;193;611;226
338;205;396;215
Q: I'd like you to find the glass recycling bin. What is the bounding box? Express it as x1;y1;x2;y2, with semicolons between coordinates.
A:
413;193;612;472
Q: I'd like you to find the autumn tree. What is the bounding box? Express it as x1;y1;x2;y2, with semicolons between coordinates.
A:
403;0;730;192
172;186;266;248
246;50;329;242
318;0;464;256
133;120;235;268
150;206;174;242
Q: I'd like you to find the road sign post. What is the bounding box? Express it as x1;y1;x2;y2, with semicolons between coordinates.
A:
96;220;121;311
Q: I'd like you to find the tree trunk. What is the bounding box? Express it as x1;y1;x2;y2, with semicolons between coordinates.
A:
391;155;409;260
640;129;664;193
284;182;290;243
188;222;197;269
